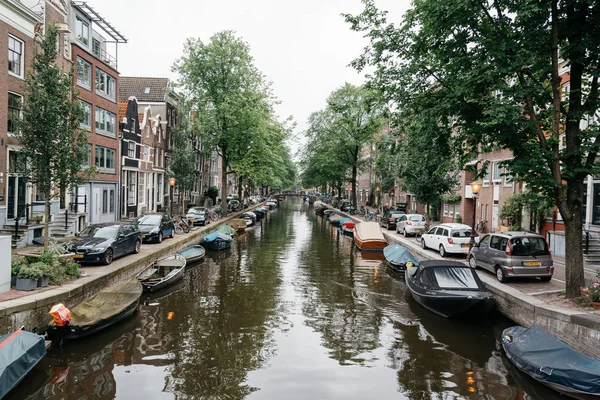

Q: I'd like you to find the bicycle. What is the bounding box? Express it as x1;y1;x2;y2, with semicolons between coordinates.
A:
476;219;486;233
173;216;190;234
208;207;222;221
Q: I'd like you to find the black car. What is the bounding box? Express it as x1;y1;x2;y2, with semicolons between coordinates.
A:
186;207;208;226
380;210;406;230
71;223;141;265
135;213;175;243
227;200;241;212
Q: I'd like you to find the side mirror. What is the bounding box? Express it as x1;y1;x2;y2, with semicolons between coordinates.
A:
119;233;125;238
74;232;79;237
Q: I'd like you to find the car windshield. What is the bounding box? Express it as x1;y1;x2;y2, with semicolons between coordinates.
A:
451;229;471;238
136;215;162;225
80;226;118;239
391;214;404;218
510;237;549;256
189;208;205;214
410;215;425;222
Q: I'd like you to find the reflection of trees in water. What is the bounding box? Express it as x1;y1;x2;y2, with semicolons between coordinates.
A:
164;204;291;399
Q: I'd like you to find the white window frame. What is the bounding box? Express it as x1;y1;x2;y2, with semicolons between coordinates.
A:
128;171;137;205
443;203;449;217
81;144;92;167
492;161;502;183
76;57;92;90
95;107;116;137
127;141;136;159
92;38;101;57
79;100;92;130
138;172;145;204
454;203;460;216
8;35;24;78
95;68;116;100
7;92;23;136
95;145;116;173
143;145;150;161
482;164;490;187
449;203;454;217
75;15;89;46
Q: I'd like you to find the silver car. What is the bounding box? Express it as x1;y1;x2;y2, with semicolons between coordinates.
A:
468;232;553;283
396;214;426;237
186;207;208;226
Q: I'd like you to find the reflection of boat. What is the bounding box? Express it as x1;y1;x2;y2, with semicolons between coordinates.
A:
205;247;233;262
138;254;186;292
47;279;143;341
384;244;420;272
203;230;233;250
405;260;494;318
502;325;600;400
0;329;46;398
228;218;247;232
178;245;206;264
501;352;566;400
143;280;184;303
356;250;386;262
353;222;387;252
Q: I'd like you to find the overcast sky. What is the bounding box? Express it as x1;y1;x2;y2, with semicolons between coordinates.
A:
88;0;410;155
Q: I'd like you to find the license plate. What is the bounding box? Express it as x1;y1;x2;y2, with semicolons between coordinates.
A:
74;254;84;259
415;228;422;233
461;244;469;248
142;235;146;239
522;261;541;266
189;219;196;222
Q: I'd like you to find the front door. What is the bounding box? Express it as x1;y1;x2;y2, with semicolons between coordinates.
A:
7;176;26;220
492;204;499;231
93;187;101;223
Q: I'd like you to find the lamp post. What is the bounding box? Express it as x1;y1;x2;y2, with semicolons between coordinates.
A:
169;177;176;216
468;182;482;253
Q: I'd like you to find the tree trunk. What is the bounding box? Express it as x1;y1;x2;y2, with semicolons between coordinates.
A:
560;180;586;298
43;196;50;251
221;155;228;215
351;164;357;207
238;176;243;200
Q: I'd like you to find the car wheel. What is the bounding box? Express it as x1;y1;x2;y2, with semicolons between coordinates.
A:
133;239;141;254
158;232;163;243
103;248;114;265
540;276;552;282
496;267;508;283
403;229;408;238
468;255;477;269
421;238;427;249
439;245;447;258
170;228;175;238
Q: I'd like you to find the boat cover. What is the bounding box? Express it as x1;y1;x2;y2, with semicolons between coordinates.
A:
0;330;46;398
178;245;206;260
216;225;236;236
354;222;386;243
342;220;356;229
329;215;342;224
228;219;247;229
339;217;351;226
503;325;600;395
384;244;420;266
204;231;233;243
65;279;142;329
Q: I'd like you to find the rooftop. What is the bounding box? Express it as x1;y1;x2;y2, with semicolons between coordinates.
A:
119;77;173;103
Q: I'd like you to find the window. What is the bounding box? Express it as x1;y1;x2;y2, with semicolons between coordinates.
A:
482;165;490;187
7;92;22;135
109;189;115;213
144;87;150;94
143;145;150;161
76;16;89;45
8;35;23;77
76;57;91;89
504;167;513;186
128;171;136;205
82;144;92;167
138;173;145;204
79;100;92;129
92;38;100;57
154;147;158;166
96;69;116;100
443;203;449;216
128;141;136;158
492;162;502;182
95;146;116;172
454;203;460;217
449;204;454;217
102;189;108;213
95;107;116;137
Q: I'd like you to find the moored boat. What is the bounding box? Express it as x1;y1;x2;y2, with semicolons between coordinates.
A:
353;222;387;251
138;254;186;293
405;260;494;318
47;279;143;341
228;218;247;232
384;244;420;272
203;230;233;250
502;325;600;400
252;208;266;221
0;329;46;398
328;214;343;226
341;220;356;236
217;224;236;236
177;245;206;264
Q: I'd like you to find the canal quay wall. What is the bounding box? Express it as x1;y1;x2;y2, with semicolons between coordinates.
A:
0;208;261;334
324;207;600;360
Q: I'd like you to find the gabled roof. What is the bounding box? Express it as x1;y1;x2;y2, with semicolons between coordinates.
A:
119;77;171;102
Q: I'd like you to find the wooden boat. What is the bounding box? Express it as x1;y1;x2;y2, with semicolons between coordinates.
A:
341;220;356;236
405;260;494;318
177;245;206;264
0;329;46;398
217;224;236;236
47;279;143;341
353;222;387;251
203;230;233;250
502;325;600;400
138;254;186;293
383;244;420;272
228;218;247;232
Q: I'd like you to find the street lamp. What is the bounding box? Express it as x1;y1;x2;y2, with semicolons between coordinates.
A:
169;177;176;216
468;182;482;253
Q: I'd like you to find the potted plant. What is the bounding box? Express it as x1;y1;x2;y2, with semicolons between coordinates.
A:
16;263;44;291
588;280;600;310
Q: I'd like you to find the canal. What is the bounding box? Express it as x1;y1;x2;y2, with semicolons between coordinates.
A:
10;197;566;399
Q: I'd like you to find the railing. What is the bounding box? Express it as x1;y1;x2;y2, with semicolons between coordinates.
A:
13;203;31;242
69;194;87;213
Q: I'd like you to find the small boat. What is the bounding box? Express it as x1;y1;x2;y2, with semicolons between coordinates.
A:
203;230;233;250
383;244;420;272
252;209;266;221
138;254;186;293
265;201;277;209
177;245;206;264
502;325;600;399
228;218;247;232
47;279;143;341
341;220;356;236
405;260;494;318
324;209;337;217
0;329;46;398
329;214;343;226
353;222;387;251
217;224;236;236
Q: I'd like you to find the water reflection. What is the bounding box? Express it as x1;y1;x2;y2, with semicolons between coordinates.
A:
9;198;570;400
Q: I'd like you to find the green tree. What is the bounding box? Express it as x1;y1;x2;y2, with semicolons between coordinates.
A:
347;0;600;297
167;105;197;212
17;25;89;249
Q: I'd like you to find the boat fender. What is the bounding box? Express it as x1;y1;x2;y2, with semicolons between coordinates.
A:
49;303;71;327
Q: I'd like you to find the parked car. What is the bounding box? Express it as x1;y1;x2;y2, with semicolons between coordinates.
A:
186;207;208;226
380;210;406;230
71;223;141;265
421;223;473;257
228;199;241;212
396;214;427;236
468;231;553;283
134;212;174;243
338;199;350;210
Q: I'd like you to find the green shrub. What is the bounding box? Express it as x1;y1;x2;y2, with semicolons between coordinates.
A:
17;263;45;279
11;256;27;276
455;215;462;224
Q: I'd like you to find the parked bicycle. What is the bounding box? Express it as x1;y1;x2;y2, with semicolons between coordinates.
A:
207;206;222;222
173;216;190;234
476;219;486;233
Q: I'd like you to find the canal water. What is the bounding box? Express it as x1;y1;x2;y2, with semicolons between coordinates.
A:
10;198;567;399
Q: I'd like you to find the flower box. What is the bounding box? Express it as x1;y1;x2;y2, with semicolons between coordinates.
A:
16;278;38;291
